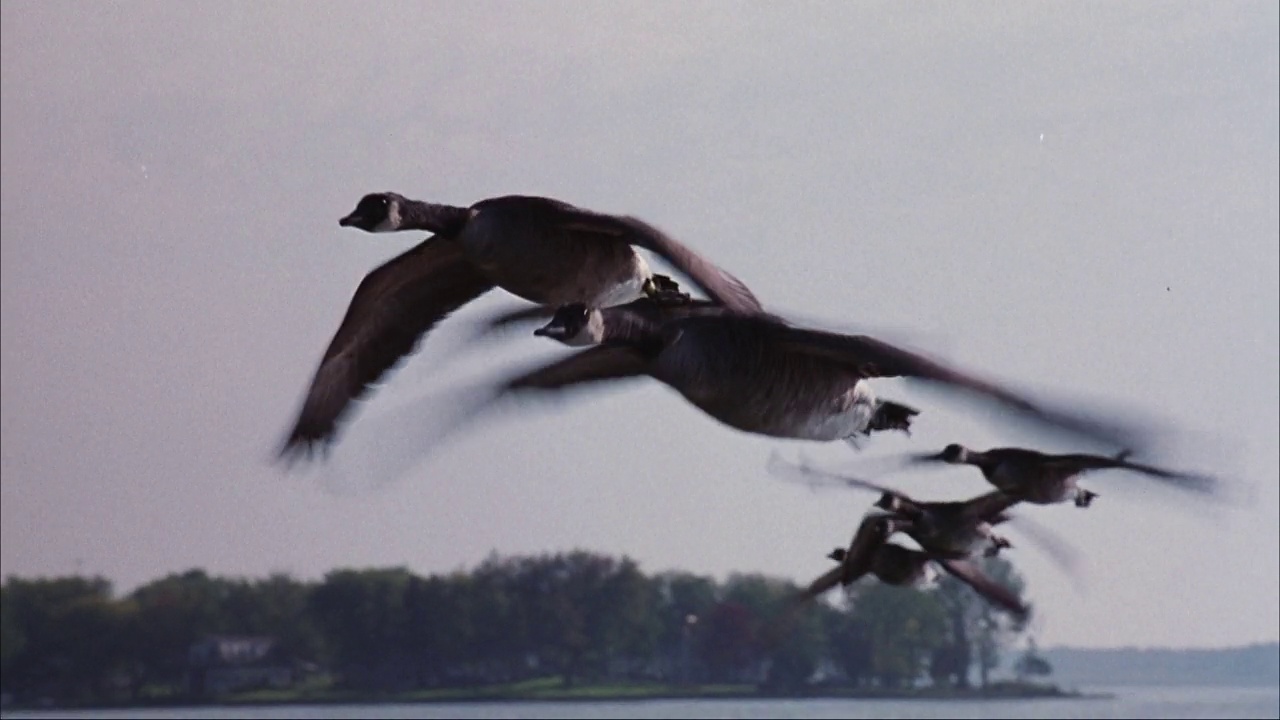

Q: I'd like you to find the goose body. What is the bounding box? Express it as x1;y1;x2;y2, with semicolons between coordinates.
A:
505;302;1149;452
338;193;759;310
801;513;1028;618
916;444;1219;508
766;453;1019;558
517;304;923;445
278;193;760;461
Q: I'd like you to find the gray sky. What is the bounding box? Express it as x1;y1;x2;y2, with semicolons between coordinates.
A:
2;1;1276;649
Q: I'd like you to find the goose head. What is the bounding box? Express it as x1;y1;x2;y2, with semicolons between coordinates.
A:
872;513;911;538
339;192;409;233
873;492;903;512
534;303;605;346
935;443;970;464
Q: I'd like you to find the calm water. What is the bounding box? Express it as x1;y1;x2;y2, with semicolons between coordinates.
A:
2;686;1277;720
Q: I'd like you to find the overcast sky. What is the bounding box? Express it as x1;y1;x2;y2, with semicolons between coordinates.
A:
2;1;1276;649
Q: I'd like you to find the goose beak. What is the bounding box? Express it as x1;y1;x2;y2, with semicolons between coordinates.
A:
534;324;568;340
338;213;359;227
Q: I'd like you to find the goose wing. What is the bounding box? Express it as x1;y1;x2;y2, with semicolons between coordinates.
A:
795;517;884;603
501;345;651;394
765;452;915;505
475;296;735;340
937;558;1029;618
555;206;763;314
278;237;494;462
1045;452;1219;494
764;516;887;646
957;490;1024;522
766;322;1150;453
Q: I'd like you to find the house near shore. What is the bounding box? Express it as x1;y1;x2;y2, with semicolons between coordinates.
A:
186;635;296;696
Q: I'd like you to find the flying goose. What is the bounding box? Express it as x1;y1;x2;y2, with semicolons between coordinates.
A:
908;444;1220;507
766;453;1020;559
497;303;1152;453
799;513;1029;618
277;192;762;461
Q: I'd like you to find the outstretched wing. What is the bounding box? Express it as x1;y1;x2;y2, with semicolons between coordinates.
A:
763;516;886;649
1003;514;1085;582
938;558;1029;618
500;345;651;395
278;237;494;462
958;490;1024;522
766;452;915;505
557;207;763;315
1047;453;1220;495
767;322;1152;453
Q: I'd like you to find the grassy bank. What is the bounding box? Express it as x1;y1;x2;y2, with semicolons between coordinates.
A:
3;677;1107;712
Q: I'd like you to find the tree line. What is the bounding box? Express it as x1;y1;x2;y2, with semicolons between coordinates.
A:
0;550;1041;704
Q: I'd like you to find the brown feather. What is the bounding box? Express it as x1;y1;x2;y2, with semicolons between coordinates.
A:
278;237;493;461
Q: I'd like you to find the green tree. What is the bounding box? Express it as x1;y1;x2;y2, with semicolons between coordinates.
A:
652;571;718;683
697;600;757;683
827;608;875;687
464;555;527;683
931;556;1031;688
852;583;947;688
219;574;326;664
402;572;475;686
128;569;239;693
722;573;832;691
1014;637;1053;682
0;584;26;686
2;576;129;701
308;567;414;690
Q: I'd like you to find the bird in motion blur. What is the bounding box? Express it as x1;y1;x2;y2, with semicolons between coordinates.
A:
764;451;1083;577
767;452;1021;558
492;300;1153;455
899;443;1220;508
797;512;1030;619
277;192;761;463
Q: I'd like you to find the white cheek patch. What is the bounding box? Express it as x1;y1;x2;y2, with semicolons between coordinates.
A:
372;203;402;233
923;563;940;586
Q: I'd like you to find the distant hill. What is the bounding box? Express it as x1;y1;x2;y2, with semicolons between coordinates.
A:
1040;643;1279;687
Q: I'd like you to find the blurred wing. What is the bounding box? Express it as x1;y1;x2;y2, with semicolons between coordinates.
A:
468;304;558;343
559;209;764;314
501;345;651;394
938;558;1029;618
801;564;846;602
769;323;1152;453
1004;514;1085;582
960;490;1023;521
278;237;494;463
1049;453;1220;495
762;563;846;651
765;451;913;504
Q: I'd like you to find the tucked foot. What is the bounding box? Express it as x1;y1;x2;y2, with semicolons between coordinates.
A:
1074;489;1099;508
868;400;920;435
642;274;685;299
984;536;1014;557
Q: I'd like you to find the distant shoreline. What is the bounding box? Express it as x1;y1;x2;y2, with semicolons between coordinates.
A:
1;681;1111;713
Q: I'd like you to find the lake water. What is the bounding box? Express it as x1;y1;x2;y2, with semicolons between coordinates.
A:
2;686;1276;720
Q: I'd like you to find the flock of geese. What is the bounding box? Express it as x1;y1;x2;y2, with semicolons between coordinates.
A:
277;191;1221;624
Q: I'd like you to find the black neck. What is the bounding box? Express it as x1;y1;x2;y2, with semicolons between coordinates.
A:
399;200;471;235
599;309;666;357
